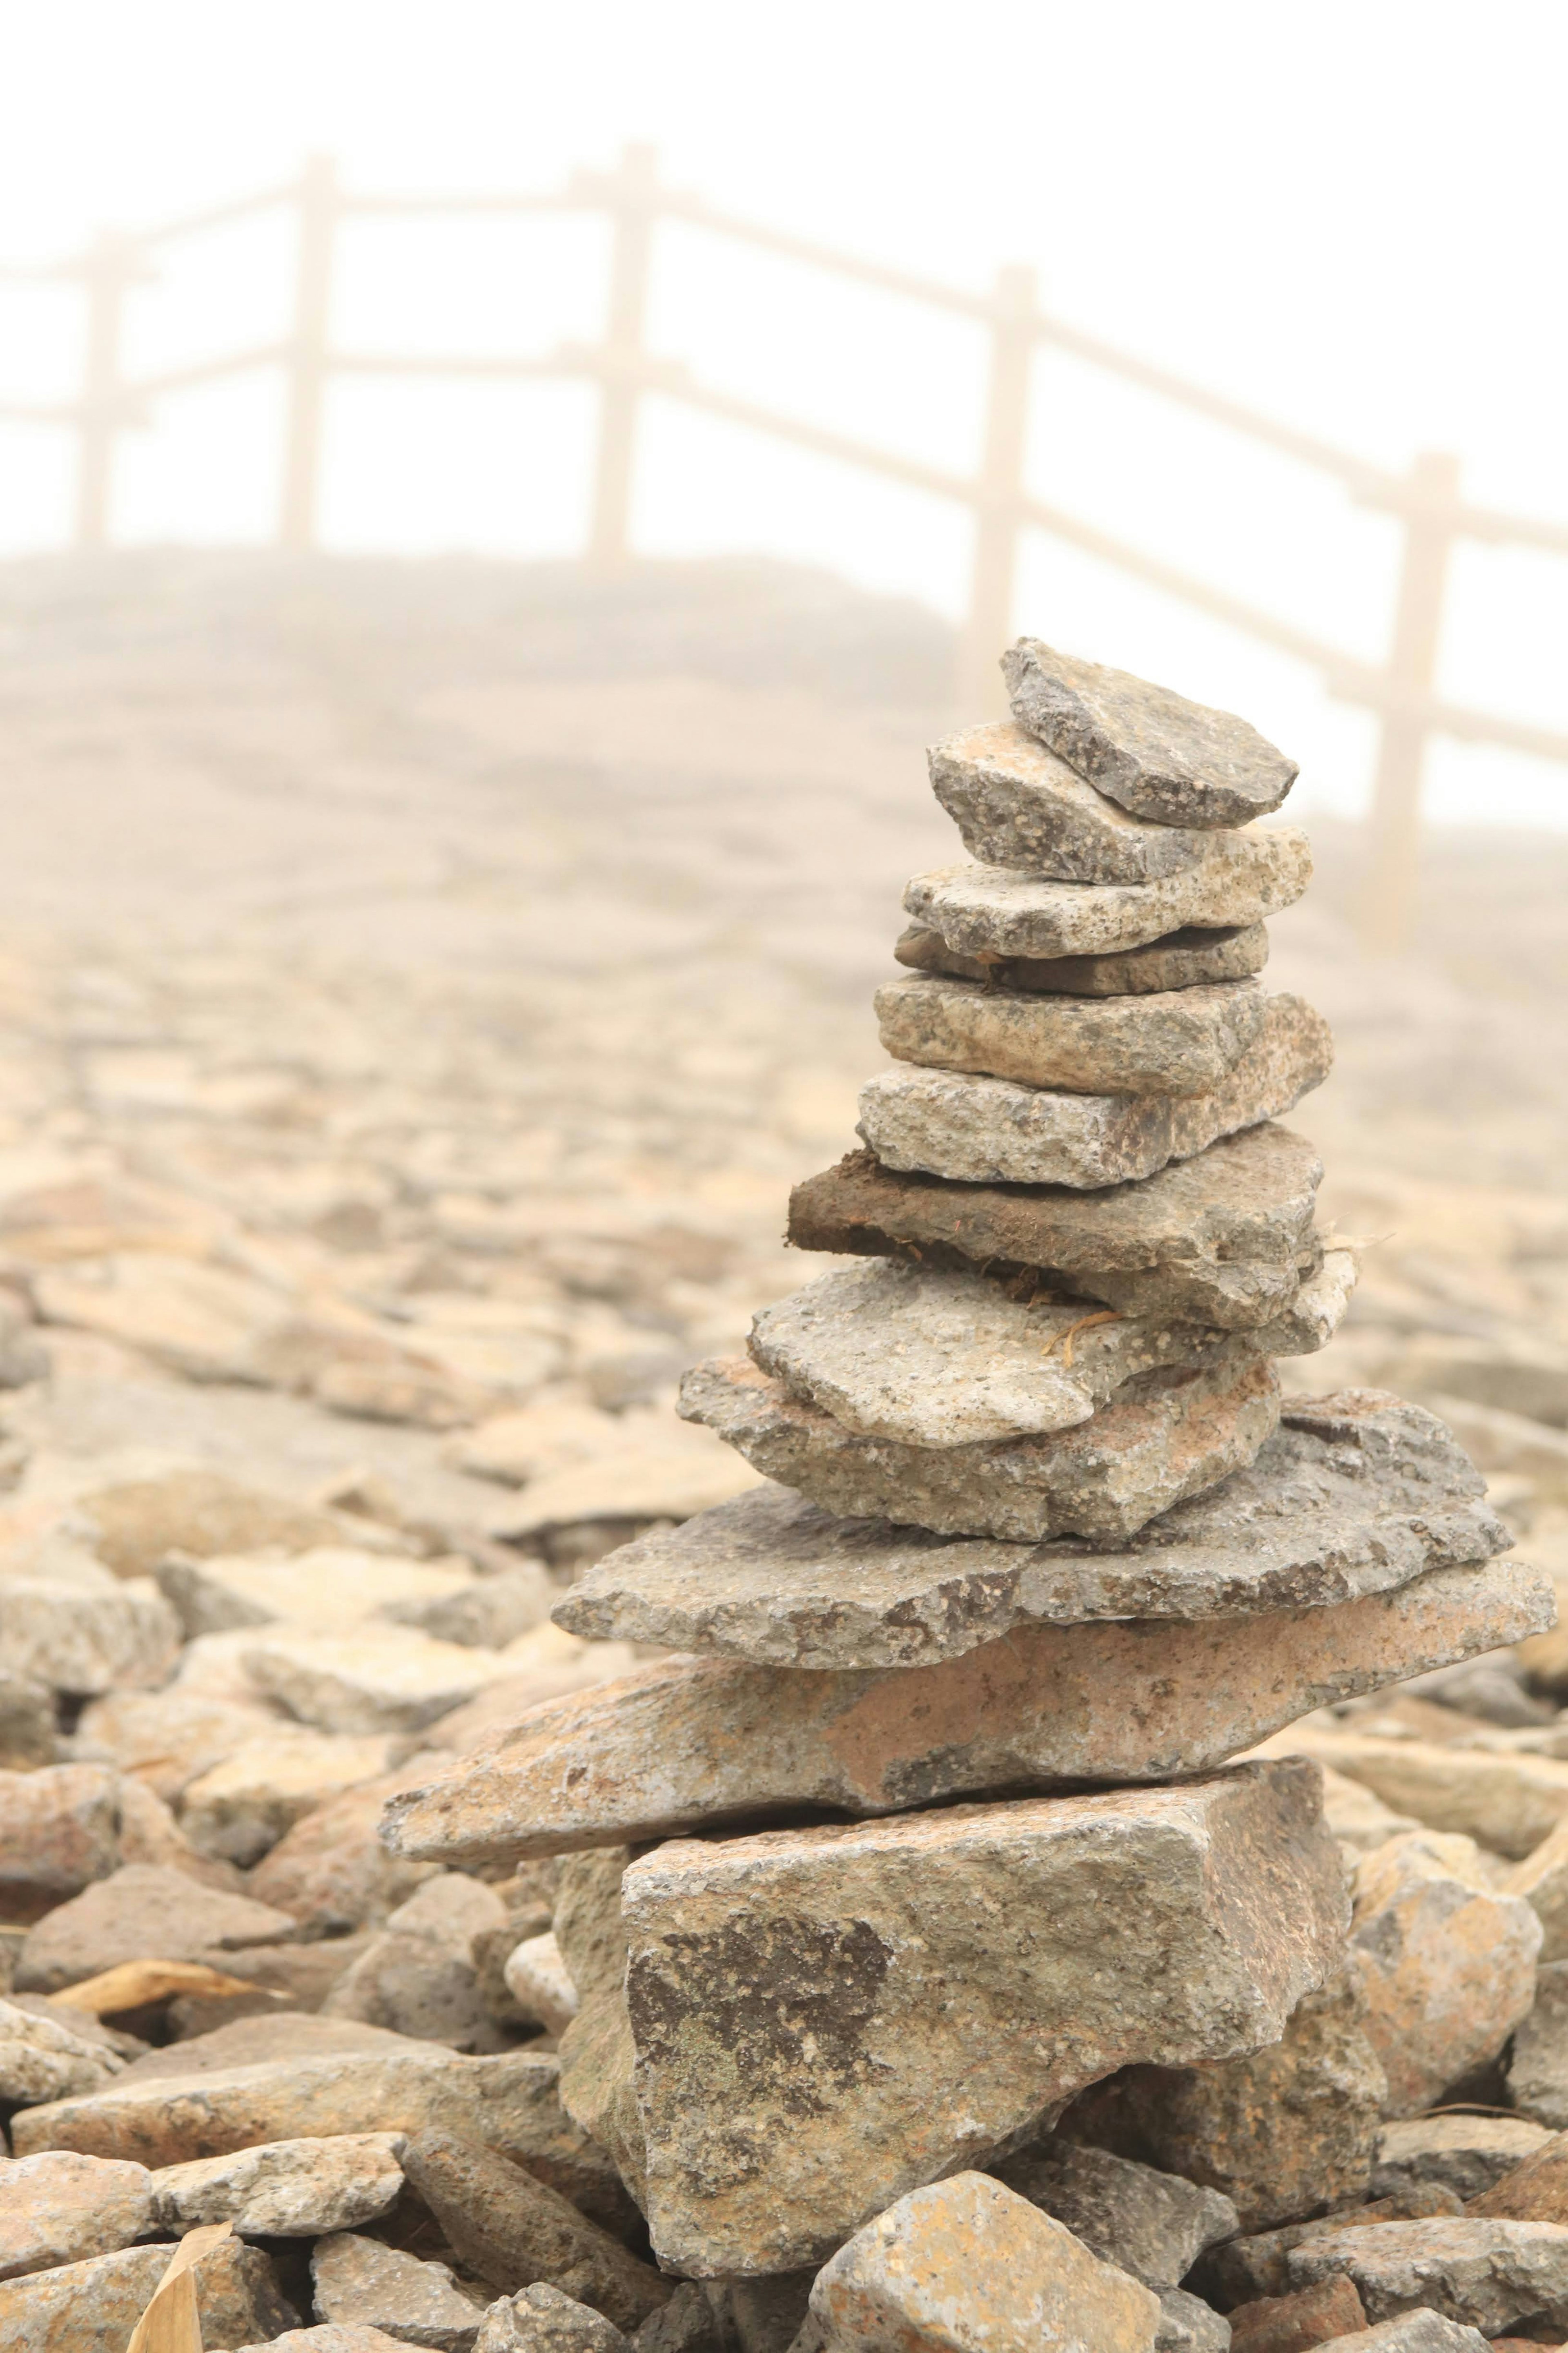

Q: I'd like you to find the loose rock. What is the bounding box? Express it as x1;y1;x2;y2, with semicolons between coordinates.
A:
927;719;1212;879
894;918;1270;995
149;2131;406;2235
1506;1958;1568;2127
1373;2116;1553;2207
0;1996;127;2104
0;2149;153;2280
0;1763;120;1922
476;2282;631;2353
873;973;1268;1097
14;1862;297;1994
505;1932;579;2036
1228;2277;1369;2353
990;2137;1238;2288
312;2232;488;2353
0;2231;298;2353
1285;2216;1568;2335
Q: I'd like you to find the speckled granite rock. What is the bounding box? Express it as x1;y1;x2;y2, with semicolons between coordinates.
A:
927;720;1209;880
895;919;1270;995
873;973;1268;1096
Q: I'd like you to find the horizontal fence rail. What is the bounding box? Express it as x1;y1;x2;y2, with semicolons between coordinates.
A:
3;145;1568;950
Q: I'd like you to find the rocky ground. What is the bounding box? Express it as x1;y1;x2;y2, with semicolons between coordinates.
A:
5;553;1568;2346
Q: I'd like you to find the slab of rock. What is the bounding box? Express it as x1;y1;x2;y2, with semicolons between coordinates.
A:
1352;1831;1541;2116
1285;2216;1568;2334
1506;1958;1568;2127
1209;2195;1468;2306
1374;2117;1554;2207
399;2131;671;2331
895;918;1270;995
928;719;1214;879
677;1347;1280;1543
748;1258;1257;1449
0;1998;128;2104
313;2232;488;2352
991;2138;1237;2290
561;1395;1512;1668
150;2131;405;2235
904;833;1310;965
0;2231;298;2352
1002;639;1298;827
157;1544;475;1639
178;1730;396;1866
71;1685;283;1803
1060;1966;1385;2233
388;1561;556;1650
1313;2322;1489;2353
1228;2277;1368;2353
1467;2127;1568;2223
243;1625;517;1735
15;1863;297;1994
0;1570;180;1697
394;1557;1537;1863
0;2148;152;2279
0;1763;121;1922
0;1671;58;1771
1275;1734;1568;1862
621;1760;1343;2274
858;994;1331;1187
323;1872;507;2050
875;972;1268;1097
77;1466;370;1576
475;2283;629;2353
787;1124;1323;1331
809;2170;1161;2353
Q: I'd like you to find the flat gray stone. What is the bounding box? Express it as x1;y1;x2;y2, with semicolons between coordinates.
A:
992;2138;1238;2290
1373;2114;1554;2207
1285;2216;1568;2336
786;1123;1323;1332
928;720;1209;879
150;2132;406;2236
476;2283;630;2353
677;1345;1279;1542
623;1762;1343;2274
386;1554;1548;1862
874;973;1268;1097
748;1258;1266;1448
858;993;1332;1187
15;1863;297;1995
905;833;1310;961
895;919;1270;995
312;2233;487;2352
555;1392;1510;1666
1253;1249;1358;1357
1002;639;1298;827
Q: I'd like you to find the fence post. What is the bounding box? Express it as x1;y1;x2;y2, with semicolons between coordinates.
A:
956;264;1037;714
278;154;339;551
588;143;658;573
1357;449;1461;954
74;234;140;549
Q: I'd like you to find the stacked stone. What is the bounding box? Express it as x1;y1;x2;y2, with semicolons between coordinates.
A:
385;646;1548;2328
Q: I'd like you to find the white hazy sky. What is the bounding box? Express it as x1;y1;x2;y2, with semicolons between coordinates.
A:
3;0;1568;827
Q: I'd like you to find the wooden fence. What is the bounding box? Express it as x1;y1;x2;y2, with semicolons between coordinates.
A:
4;143;1568;950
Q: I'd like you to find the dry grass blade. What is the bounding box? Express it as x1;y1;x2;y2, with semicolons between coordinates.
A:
125;2221;232;2353
53;1961;262;2016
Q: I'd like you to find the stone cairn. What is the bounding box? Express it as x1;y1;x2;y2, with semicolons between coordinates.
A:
389;644;1552;2353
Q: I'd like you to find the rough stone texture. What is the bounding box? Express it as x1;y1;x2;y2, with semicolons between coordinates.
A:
1503;1818;1568;1960
1208;2196;1468;2306
1285;2217;1568;2335
323;1871;506;2050
1278;1733;1568;1862
677;1347;1281;1543
14;1863;297;1994
1255;1254;1359;1358
0;1671;58;1770
625;2282;718;2353
1467;2128;1568;2223
552;1850;647;2216
1374;2117;1553;2208
149;2131;406;2235
312;2232;488;2352
0;2149;153;2280
1060;1967;1386;2234
990;2138;1238;2289
895;919;1271;996
390;1557;1540;1863
243;1624;514;1734
621;1762;1344;2274
156;1545;476;1639
1002;639;1298;828
927;719;1214;879
77;1468;370;1577
0;1997;127;2103
858;994;1331;1188
0;1570;181;1698
559;1396;1512;1668
903;833;1310;963
1157;2286;1229;2353
1507;1959;1568;2128
1312;2323;1488;2353
0;1763;121;1922
475;2283;630;2353
505;1932;579;2036
71;1685;283;1804
234;2331;413;2353
808;2171;1162;2353
0;2233;298;2353
389;1560;556;1650
1350;1831;1541;2117
786;1125;1323;1332
178;1729;396;1866
874;973;1269;1097
748;1258;1258;1448
1228;2277;1368;2353
398;2131;672;2331
248;1762;444;1935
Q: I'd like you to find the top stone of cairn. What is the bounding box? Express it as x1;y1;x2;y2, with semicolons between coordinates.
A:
1002;637;1298;829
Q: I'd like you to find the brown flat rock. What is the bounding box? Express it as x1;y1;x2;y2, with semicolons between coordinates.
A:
873;972;1268;1096
385;1554;1548;1863
858;992;1332;1187
895;919;1270;995
927;719;1210;880
555;1392;1510;1667
677;1346;1280;1542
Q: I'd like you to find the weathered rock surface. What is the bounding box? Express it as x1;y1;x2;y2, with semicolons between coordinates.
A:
1503;1817;1568;1960
903;833;1310;964
14;1862;297;1993
1227;2277;1368;2353
398;2131;671;2331
858;993;1330;1187
558;1396;1512;1668
234;2330;414;2353
677;1347;1280;1543
895;918;1270;995
1374;2116;1553;2207
748;1258;1255;1448
620;1762;1343;2273
149;2131;406;2235
71;1684;283;1803
1002;638;1298;827
242;1624;513;1734
927;719;1212;879
476;2284;630;2353
155;1544;476;1639
247;1761;445;1935
1208;2194;1468;2306
550;1850;647;2217
1507;1959;1568;2128
1276;1733;1568;1861
0;1999;127;2104
1059;1967;1385;2233
0;1763;121;1922
312;2232;488;2352
0;1568;181;1698
505;1932;579;2036
1285;2217;1568;2335
1350;1831;1541;2117
990;2137;1238;2289
0;1670;58;1770
322;1871;506;2049
177;1729;396;1866
874;973;1269;1097
76;1468;370;1577
1467;2126;1568;2223
0;2149;153;2280
390;1557;1539;1863
808;2171;1162;2353
786;1124;1323;1332
1312;2322;1488;2353
0;2231;297;2352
